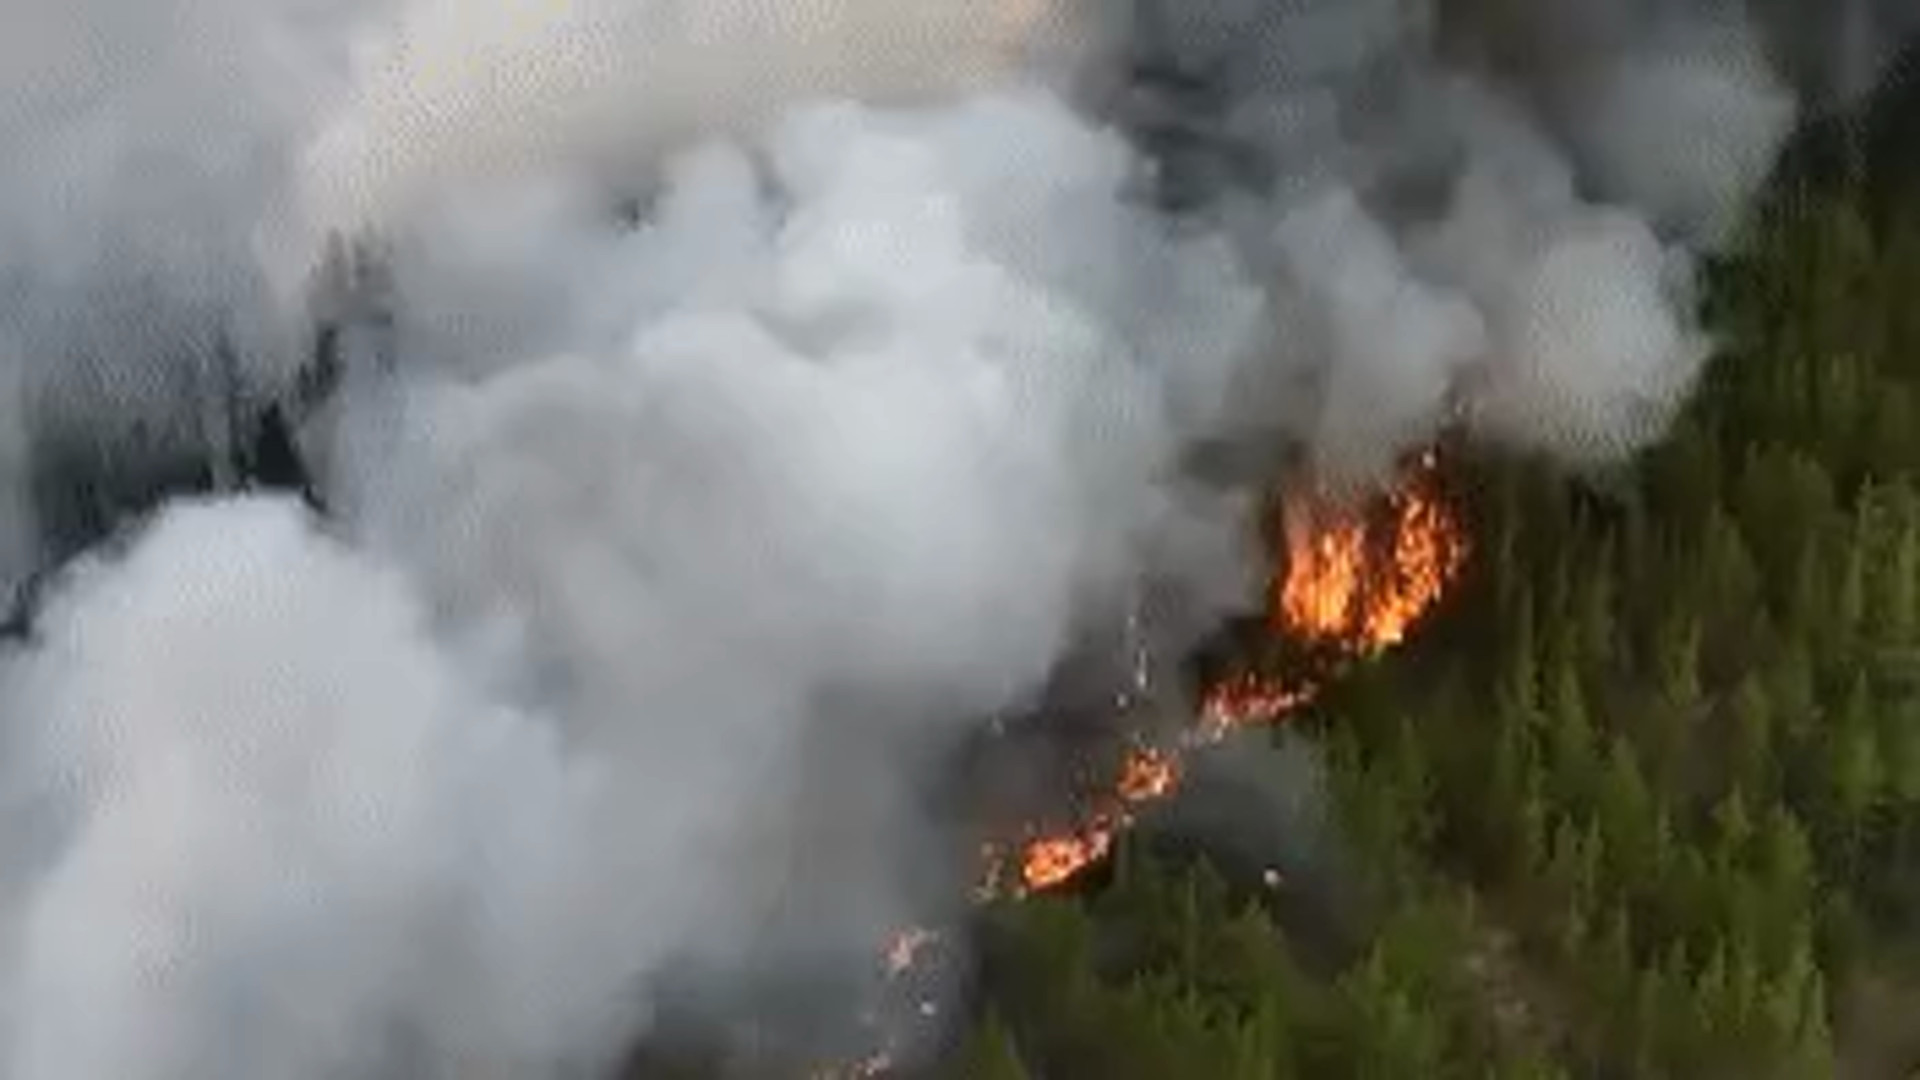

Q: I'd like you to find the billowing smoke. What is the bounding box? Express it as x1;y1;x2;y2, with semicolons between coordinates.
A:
1115;0;1803;484
0;499;617;1078
289;0;1096;242
0;0;1890;1075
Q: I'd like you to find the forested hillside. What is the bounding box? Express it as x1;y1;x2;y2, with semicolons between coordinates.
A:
946;123;1920;1080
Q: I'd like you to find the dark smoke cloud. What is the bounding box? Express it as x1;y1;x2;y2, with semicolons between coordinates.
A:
0;0;1901;1075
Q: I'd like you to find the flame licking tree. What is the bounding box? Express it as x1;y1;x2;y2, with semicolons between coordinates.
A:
995;446;1468;896
818;449;1470;1077
1276;448;1466;651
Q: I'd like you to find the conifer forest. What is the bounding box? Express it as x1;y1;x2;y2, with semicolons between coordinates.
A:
898;59;1920;1080
8;3;1920;1079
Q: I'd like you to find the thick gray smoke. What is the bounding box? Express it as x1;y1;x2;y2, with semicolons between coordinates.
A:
0;0;1883;1075
1116;0;1802;484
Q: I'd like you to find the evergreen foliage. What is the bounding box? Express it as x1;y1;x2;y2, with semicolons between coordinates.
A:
947;165;1920;1079
622;110;1920;1080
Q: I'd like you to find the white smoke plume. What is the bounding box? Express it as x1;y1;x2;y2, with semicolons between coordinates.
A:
0;6;1266;1070
290;0;1094;241
0;0;1893;1075
0;499;611;1078
1119;0;1802;484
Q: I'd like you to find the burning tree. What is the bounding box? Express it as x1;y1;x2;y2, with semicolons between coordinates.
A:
803;446;1472;1079
982;446;1470;899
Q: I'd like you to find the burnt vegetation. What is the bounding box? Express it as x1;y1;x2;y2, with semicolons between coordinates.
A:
12;27;1920;1080
901;40;1920;1080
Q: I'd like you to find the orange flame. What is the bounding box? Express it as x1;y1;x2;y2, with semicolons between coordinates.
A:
1279;517;1367;641
1276;449;1465;650
1195;671;1317;743
1117;745;1179;801
1021;820;1119;892
831;451;1468;1077
997;746;1179;895
1001;448;1466;896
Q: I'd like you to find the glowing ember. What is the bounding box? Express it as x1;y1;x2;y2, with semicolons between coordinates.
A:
1001;448;1467;896
1195;671;1317;742
884;927;941;977
827;450;1469;1075
1117;745;1178;801
1003;745;1180;894
1021;815;1119;892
